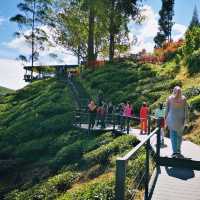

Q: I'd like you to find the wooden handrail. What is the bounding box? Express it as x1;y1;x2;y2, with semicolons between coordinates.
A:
120;128;158;161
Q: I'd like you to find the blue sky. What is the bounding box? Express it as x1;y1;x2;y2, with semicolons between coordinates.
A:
0;0;200;89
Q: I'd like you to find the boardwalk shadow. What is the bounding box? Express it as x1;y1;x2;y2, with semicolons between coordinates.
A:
165;167;195;180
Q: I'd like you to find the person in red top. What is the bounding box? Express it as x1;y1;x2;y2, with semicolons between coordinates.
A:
140;102;149;134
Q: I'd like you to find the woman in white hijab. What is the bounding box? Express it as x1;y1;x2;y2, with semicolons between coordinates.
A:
165;86;189;158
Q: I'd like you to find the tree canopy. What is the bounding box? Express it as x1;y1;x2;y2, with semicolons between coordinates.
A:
11;0;144;65
154;0;175;48
188;5;200;30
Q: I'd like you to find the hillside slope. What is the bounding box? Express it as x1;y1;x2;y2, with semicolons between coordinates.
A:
1;59;200;200
79;60;200;144
0;86;13;95
0;78;140;200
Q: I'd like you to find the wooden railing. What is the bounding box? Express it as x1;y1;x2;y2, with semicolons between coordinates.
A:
115;117;161;200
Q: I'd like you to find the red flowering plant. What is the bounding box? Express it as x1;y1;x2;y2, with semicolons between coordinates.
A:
154;39;184;62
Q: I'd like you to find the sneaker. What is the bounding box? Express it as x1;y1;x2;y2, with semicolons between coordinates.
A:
176;153;184;159
171;153;177;158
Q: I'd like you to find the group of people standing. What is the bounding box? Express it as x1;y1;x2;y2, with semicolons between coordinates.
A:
88;86;189;159
88;99;150;134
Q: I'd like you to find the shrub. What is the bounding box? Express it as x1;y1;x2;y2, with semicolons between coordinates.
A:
58;174;115;200
168;79;182;90
83;135;138;166
5;171;80;200
50;141;84;170
184;26;200;74
188;95;200;110
186;49;200;74
184;26;200;55
183;87;200;99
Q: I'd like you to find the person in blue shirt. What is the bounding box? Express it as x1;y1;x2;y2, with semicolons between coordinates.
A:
155;103;165;146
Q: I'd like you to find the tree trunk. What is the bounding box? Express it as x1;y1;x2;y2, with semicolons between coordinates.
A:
87;7;95;64
31;0;36;79
109;0;115;62
77;46;80;65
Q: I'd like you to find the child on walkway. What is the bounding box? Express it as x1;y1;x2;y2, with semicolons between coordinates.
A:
88;100;97;131
155;103;165;146
100;101;107;129
140;102;149;134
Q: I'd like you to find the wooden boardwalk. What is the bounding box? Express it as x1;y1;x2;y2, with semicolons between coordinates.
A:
75;123;200;200
74;123;114;131
149;137;200;200
150;166;200;200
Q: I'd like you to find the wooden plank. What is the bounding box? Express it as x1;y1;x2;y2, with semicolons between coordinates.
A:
158;157;200;171
74;123;113;131
151;136;200;162
150;166;200;200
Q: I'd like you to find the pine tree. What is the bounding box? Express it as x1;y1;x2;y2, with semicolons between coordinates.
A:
154;0;175;47
10;0;52;70
189;5;200;29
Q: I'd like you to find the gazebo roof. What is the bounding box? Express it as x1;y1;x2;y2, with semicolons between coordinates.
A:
24;64;79;71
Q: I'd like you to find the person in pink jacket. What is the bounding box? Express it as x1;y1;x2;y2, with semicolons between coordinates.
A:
122;102;133;132
123;102;133;118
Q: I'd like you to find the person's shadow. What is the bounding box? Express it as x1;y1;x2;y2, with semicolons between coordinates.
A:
165;166;195;180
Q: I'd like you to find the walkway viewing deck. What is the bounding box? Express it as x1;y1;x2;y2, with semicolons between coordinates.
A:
150;166;200;200
75;123;200;200
69;79;200;200
150;137;200;200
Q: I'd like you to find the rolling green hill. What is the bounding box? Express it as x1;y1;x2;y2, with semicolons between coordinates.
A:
0;58;200;200
79;60;200;144
0;78;139;200
0;86;13;95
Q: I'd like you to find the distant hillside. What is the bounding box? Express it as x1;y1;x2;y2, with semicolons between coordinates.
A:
1;57;200;200
0;78;139;200
0;86;13;95
79;60;200;144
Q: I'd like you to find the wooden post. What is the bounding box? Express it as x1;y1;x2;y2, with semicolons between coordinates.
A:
115;158;126;200
145;115;151;200
156;127;161;168
145;139;150;200
88;112;91;134
148;115;151;135
127;117;130;134
112;114;116;133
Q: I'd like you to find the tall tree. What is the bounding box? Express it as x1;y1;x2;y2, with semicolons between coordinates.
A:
188;5;200;29
10;0;52;71
154;0;175;47
51;0;109;63
107;0;142;61
154;32;165;48
78;0;102;63
46;0;143;63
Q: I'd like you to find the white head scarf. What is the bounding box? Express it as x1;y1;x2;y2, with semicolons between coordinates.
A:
173;86;182;98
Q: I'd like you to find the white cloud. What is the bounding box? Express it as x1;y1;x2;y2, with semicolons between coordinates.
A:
6;35;31;54
172;23;187;40
0;58;27;90
5;26;78;65
1;26;77;90
0;16;5;27
128;5;187;53
128;5;159;53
